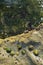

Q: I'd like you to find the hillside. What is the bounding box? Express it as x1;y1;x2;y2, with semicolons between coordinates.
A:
0;23;43;65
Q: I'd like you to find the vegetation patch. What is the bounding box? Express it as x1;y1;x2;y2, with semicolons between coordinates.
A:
33;49;39;56
21;49;26;55
10;51;15;56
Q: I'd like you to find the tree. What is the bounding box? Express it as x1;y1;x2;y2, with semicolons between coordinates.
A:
17;0;41;25
4;0;41;29
0;0;41;38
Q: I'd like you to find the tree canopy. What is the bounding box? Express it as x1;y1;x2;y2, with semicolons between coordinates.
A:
0;0;41;38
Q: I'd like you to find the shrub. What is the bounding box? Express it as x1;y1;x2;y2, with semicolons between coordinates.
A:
10;51;15;56
5;47;11;53
17;44;22;50
28;45;34;51
33;49;39;56
16;52;19;56
21;49;26;55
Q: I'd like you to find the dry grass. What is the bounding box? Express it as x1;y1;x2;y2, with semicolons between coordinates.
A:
4;30;33;43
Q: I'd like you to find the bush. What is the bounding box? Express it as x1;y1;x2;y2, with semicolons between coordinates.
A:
28;45;34;51
5;47;11;53
33;49;39;56
16;52;19;56
21;49;26;55
17;44;22;50
10;51;15;56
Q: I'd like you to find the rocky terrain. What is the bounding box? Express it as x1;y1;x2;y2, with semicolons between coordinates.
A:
0;23;43;65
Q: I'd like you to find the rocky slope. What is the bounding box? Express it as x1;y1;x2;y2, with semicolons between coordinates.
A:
0;23;43;65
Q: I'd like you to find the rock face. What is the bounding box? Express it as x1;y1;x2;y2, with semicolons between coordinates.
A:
0;23;43;65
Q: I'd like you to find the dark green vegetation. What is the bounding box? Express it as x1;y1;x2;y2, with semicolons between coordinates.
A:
10;51;15;56
0;0;41;38
17;44;22;51
28;45;34;51
21;49;26;55
4;47;11;53
3;41;39;57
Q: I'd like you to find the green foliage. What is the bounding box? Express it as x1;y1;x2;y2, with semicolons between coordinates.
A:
0;0;41;38
40;11;43;17
17;44;22;50
5;47;11;53
10;51;15;56
21;49;26;55
33;49;39;56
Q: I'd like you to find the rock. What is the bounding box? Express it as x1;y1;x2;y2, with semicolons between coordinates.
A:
24;30;28;33
30;30;42;42
36;27;40;31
